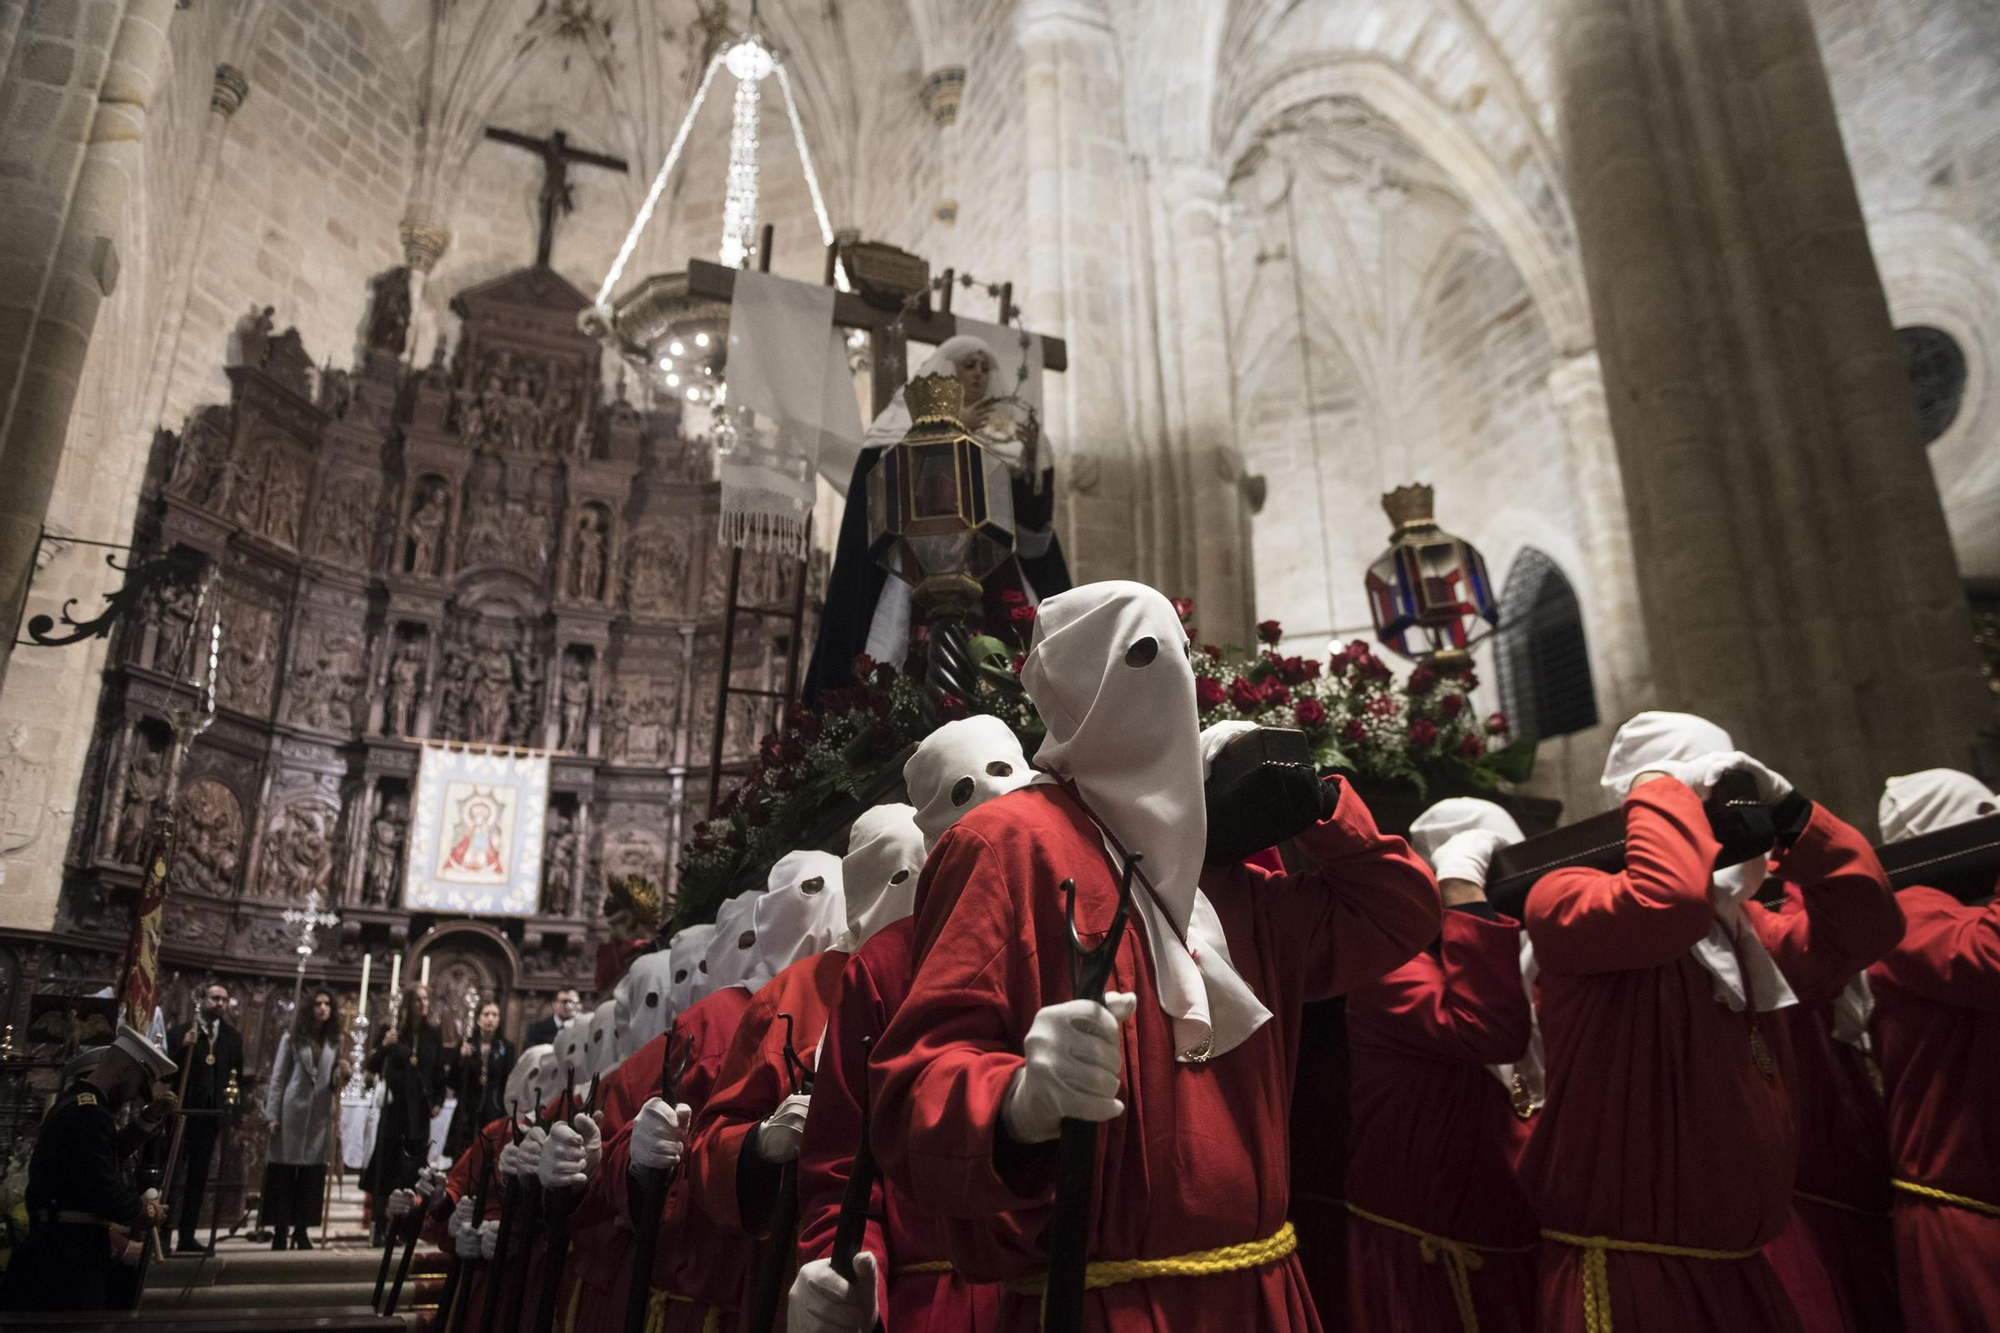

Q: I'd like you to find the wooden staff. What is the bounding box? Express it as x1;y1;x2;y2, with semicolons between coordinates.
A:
621;1039;689;1333
478;1106;528;1333
434;1132;494;1333
530;1072;583;1333
495;1094;555;1333
742;1013;817;1333
1044;858;1139;1333
828;1036;875;1282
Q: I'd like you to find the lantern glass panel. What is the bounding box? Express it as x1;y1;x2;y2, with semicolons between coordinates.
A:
910;442;964;522
908;532;975;576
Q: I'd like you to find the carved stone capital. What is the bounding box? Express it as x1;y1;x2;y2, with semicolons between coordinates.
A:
920;65;966;127
211;65;249;117
400;220;451;274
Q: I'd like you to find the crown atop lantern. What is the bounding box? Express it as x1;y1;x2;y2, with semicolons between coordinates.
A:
905;373;967;429
1381;483;1438;533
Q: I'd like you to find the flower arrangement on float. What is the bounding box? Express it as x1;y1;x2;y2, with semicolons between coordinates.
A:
672;593;1533;921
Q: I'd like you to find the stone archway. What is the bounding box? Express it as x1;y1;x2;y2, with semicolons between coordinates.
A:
408;923;519;1048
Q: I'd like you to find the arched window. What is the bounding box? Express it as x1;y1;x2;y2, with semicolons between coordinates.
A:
1494;549;1598;741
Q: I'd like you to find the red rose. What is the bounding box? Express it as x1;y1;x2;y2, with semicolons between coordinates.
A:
1257;620;1284;645
1010;604;1038;631
1196;677;1227;710
1203;644;1223;661
1294;698;1327;728
852;653;875;681
1459;733;1485;759
1342;719;1368;745
1407;666;1439;696
1012;654;1028;674
1348;639;1372;658
1325;653;1351;678
937;693;968;721
872;660;899;685
1409;719;1438;747
1170;597;1196;623
1262;680;1290;706
758;732;784;766
1438;693;1465;720
1486;711;1510;736
1362;657;1393;683
1000;588;1028;607
1228;676;1263;712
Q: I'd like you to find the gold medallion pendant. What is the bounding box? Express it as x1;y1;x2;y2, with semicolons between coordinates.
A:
1511;1073;1539;1120
1749;1028;1776;1081
205;1052;216;1066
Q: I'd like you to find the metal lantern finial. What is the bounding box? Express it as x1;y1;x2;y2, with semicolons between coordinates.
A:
1364;483;1497;671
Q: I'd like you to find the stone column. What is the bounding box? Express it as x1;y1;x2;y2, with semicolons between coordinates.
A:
1547;350;1651;720
1554;0;1987;820
1016;0;1144;587
1158;162;1253;647
0;0;180;693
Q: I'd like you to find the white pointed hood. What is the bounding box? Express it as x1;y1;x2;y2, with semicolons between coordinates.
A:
1878;768;1995;844
504;1043;556;1119
904;716;1034;852
1021;580;1270;1063
586;999;620;1077
624;949;678;1052
744;850;845;989
1600;712;1797;1015
837;804;925;952
667;924;717;1015
704;890;766;992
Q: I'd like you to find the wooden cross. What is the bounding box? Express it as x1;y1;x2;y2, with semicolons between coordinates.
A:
484;125;631;268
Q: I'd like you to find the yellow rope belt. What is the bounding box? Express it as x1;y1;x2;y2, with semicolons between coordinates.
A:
1540;1228;1762;1333
1793;1188;1890;1219
643;1288;723;1333
561;1277;582;1333
1892;1178;2000;1218
1005;1221;1296;1301
895;1259;955;1275
1347;1202;1535;1333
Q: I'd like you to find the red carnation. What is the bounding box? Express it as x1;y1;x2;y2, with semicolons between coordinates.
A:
1196;677;1227;710
1228;676;1263;712
1294;698;1327;728
852;653;875;681
1257;620;1283;645
1409;719;1438;747
1342;719;1368;745
1438;693;1466;720
1459;733;1485;759
1000;588;1028;607
1407;666;1438;696
1486;711;1510;736
937;693;968;721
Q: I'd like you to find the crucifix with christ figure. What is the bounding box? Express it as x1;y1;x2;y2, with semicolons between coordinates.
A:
484;125;630;267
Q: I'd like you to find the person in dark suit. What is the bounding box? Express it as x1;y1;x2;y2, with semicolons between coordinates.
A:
361;982;446;1244
164;979;244;1254
444;1000;514;1157
525;987;580;1049
0;1027;177;1311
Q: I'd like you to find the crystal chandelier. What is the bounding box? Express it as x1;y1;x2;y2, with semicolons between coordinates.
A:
582;8;838;406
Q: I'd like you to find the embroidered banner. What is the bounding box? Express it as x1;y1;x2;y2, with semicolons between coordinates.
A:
405;742;549;915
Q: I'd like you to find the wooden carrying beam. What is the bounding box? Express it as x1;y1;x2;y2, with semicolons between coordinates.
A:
1486;811;2000;916
683;259;1069;371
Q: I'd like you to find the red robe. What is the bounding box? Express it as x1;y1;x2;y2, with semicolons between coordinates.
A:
1344;907;1538;1333
686;951;848;1325
795;918;1004;1331
557;1036;672;1333
1762;881;1899;1333
425;1116;511;1333
581;984;756;1333
1521;781;1900;1333
1867;884;2000;1330
873;781;1439;1333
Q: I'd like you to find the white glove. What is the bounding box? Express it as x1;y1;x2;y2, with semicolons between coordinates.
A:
386;1188;415;1219
757;1093;811;1164
1000;993;1137;1145
449;1195;476;1250
477;1218;500;1261
514;1124;548;1181
631;1098;692;1171
539;1113;602;1191
1432;829;1511;888
414;1166;443;1200
1698;751;1793;804
497;1142;520;1178
788;1253;879;1333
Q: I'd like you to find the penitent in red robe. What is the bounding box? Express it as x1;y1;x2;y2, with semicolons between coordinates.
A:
795;917;1004;1332
1344;906;1538;1333
425;1116;512;1333
1866;883;2000;1331
1521;779;1900;1333
685;950;848;1324
576;984;755;1333
556;1034;672;1333
872;781;1440;1333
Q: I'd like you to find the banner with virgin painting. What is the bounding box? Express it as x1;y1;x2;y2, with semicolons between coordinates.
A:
405;742;549;915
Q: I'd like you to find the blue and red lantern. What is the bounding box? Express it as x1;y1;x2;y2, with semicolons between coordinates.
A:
1365;484;1498;669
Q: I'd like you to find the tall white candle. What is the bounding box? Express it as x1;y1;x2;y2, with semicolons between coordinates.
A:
359;953;371;1004
420;955;430;987
390;953;401;997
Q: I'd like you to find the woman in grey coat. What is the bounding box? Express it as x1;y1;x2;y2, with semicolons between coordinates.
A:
261;989;348;1250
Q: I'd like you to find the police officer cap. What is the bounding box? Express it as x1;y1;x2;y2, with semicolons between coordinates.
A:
114;1023;177;1081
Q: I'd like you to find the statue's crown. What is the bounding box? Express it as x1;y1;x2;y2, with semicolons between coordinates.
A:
1381;483;1436;531
905;373;967;427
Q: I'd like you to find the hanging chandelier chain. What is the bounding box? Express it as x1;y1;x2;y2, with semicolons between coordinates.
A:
594;52;728;311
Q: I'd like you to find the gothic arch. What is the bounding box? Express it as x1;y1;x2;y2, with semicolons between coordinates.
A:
1494;548;1598;742
1220;56;1589;355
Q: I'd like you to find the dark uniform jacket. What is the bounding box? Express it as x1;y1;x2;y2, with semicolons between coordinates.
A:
166;1018;244;1110
0;1078;149;1311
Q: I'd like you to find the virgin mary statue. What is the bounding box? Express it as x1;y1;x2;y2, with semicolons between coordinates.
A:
803;334;1071;701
